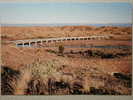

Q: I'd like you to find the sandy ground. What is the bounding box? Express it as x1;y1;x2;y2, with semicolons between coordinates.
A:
1;25;132;74
1;26;132;41
1;40;132;74
1;25;132;95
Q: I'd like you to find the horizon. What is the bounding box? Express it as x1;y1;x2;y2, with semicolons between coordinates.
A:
1;23;132;27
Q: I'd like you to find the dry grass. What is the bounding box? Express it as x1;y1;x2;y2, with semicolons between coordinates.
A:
1;57;132;95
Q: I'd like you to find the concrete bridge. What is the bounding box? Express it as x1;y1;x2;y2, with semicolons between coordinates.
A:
12;35;110;47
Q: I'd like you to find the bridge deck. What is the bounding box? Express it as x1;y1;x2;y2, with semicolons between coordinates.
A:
8;35;110;47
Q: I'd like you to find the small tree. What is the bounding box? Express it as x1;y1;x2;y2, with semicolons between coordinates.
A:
58;45;64;55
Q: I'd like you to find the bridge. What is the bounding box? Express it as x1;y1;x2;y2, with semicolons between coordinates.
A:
12;35;110;47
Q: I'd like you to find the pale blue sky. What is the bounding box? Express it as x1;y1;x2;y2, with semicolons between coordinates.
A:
0;2;132;24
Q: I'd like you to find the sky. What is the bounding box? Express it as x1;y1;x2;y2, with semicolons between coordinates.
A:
0;2;132;24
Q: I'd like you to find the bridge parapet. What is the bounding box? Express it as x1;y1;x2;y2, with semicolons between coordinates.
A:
13;35;110;47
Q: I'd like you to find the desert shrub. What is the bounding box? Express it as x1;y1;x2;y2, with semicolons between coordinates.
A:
26;78;47;95
85;50;93;56
25;59;65;95
58;45;64;55
1;34;9;39
67;48;130;59
46;49;57;54
116;53;129;57
78;51;82;54
89;87;121;95
101;53;115;59
92;51;104;57
71;89;83;94
109;36;114;39
27;59;60;78
112;72;132;88
1;66;20;95
54;81;70;89
70;50;74;54
73;82;83;89
113;73;131;81
26;78;72;95
83;50;104;58
70;81;84;94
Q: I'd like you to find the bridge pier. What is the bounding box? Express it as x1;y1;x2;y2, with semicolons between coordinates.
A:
40;40;43;45
29;42;31;47
35;41;38;46
22;42;24;47
15;43;18;47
